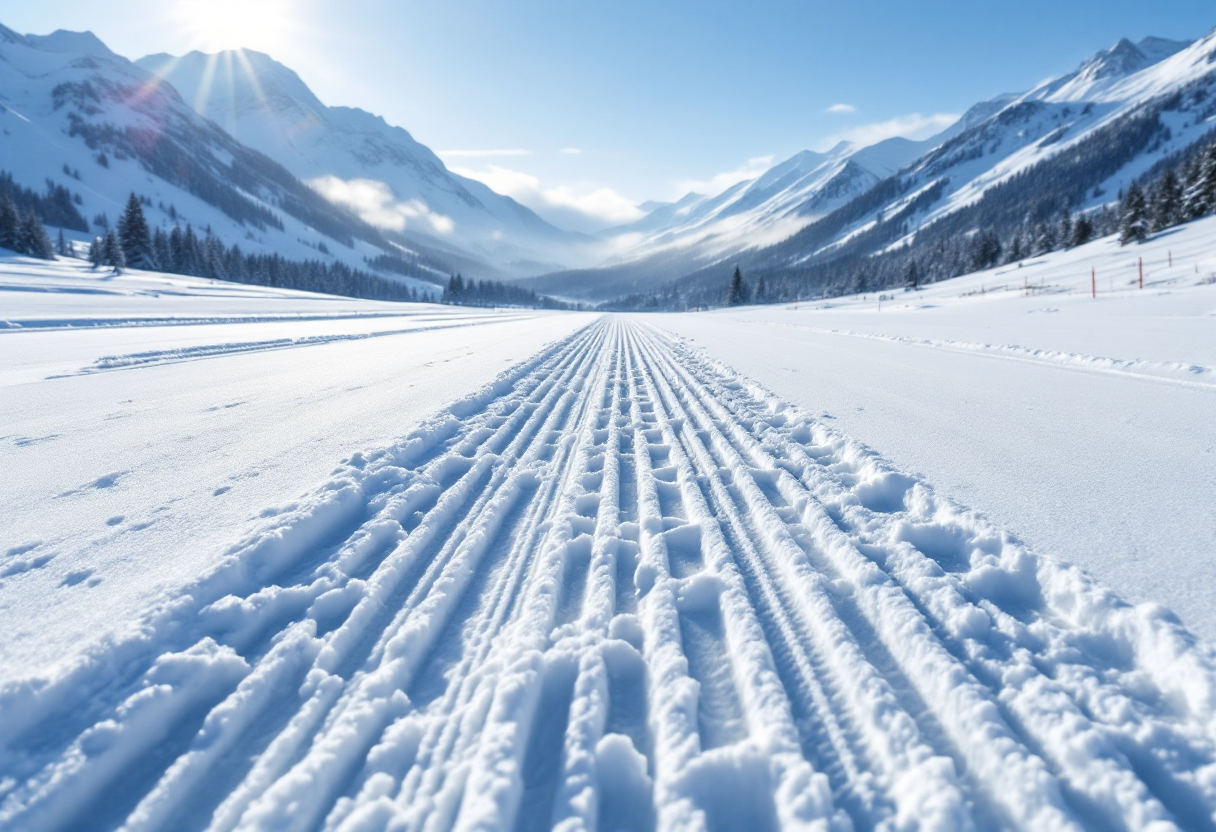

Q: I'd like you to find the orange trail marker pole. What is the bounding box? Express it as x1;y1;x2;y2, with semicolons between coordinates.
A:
1091;267;1096;299
1139;257;1143;290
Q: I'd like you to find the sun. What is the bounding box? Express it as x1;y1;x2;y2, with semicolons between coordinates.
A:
172;0;297;54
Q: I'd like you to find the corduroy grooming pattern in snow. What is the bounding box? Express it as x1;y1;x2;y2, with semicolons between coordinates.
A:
3;317;1216;832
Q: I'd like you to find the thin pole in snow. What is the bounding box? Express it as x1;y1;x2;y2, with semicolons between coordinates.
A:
1169;250;1172;268
1139;257;1143;290
1091;266;1096;299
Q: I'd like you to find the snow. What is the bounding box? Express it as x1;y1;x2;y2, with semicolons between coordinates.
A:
3;229;1216;831
0;255;595;682
134;50;596;275
0;26;439;290
661;219;1216;643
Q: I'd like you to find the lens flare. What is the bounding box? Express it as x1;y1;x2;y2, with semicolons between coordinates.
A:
172;0;297;54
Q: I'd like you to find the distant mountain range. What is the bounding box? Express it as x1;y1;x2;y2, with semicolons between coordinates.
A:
0;23;593;287
528;34;1208;301
136;50;598;276
2;20;1214;303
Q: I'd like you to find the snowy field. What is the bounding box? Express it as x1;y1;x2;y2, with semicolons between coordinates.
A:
3;241;1216;832
665;218;1216;644
0;259;595;682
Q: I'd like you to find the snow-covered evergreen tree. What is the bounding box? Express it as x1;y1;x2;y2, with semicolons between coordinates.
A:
117;192;156;269
1151;169;1182;231
19;210;56;259
1033;222;1057;255
0;195;19;251
102;230;126;271
725;266;748;305
1182;145;1216;220
1069;213;1094;248
1119;182;1149;245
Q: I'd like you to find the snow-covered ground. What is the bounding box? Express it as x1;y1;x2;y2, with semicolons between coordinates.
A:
662;218;1216;645
3;237;1216;832
0;257;595;682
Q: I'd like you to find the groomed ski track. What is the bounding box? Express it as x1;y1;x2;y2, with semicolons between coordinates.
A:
4;317;1216;832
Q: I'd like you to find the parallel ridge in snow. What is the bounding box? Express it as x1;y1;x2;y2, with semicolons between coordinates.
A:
750;322;1216;389
3;319;1216;832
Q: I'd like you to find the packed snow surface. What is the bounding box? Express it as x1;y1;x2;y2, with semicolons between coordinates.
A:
0;257;595;680
663;219;1216;644
3;244;1216;831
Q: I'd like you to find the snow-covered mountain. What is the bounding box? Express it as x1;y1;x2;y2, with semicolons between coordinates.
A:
136;49;597;276
0;22;451;289
869;35;1197;244
601;135;946;265
532;32;1210;300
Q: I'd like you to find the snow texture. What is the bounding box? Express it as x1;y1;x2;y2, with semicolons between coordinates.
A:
4;255;1216;830
662;215;1216;646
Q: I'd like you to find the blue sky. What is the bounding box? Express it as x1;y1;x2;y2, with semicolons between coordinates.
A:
6;1;1215;231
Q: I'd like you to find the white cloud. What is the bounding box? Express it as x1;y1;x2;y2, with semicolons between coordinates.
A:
450;164;642;232
826;103;856;114
559;147;583;155
673;155;775;198
437;148;532;158
308;176;454;235
822;112;959;149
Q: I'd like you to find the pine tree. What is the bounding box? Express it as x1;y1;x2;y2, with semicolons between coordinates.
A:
102;230;126;271
19;210;55;259
1182;144;1216;220
1119;182;1149;245
1151;168;1182;232
1005;228;1024;264
88;236;103;268
905;259;920;289
1033;222;1057;256
0;194;19;251
57;228;68;257
117;192;155;269
1059;207;1072;247
153;227;171;270
755;274;767;303
725;265;747;305
1069;213;1094;248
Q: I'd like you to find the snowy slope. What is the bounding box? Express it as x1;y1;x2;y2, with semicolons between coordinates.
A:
3;248;1216;830
0;23;452;288
534;32;1216;301
0;255;596;688
136;50;598;276
598;137;939;270
663;216;1216;643
804;35;1203;260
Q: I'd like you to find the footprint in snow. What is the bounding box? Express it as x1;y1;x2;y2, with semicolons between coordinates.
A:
60;569;95;587
58;471;128;497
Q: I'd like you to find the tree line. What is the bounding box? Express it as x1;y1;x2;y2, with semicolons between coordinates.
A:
441;273;576;309
0;194;58;260
80;193;426;301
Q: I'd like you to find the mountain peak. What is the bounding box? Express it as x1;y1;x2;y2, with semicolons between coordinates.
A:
24;29;114;57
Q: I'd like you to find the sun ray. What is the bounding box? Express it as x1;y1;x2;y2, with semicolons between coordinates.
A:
193;51;220;122
233;48;271;112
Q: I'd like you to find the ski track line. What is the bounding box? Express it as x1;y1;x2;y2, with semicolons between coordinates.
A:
743;321;1216;390
47;315;537;377
2;316;1216;832
0;311;495;333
